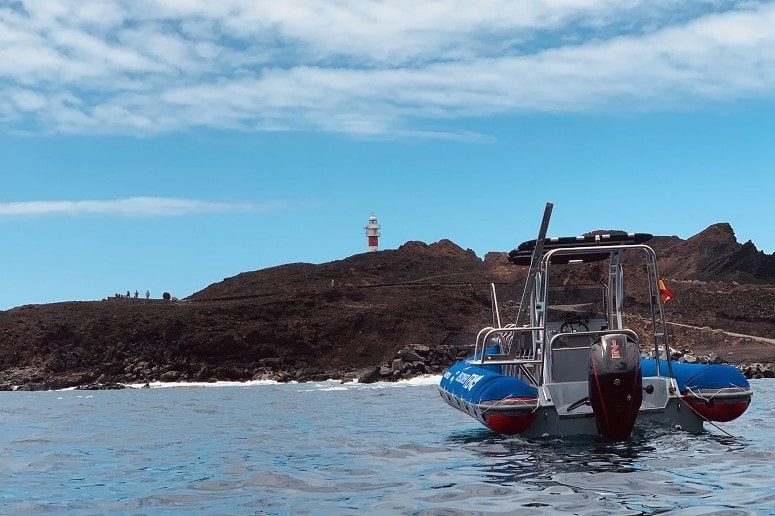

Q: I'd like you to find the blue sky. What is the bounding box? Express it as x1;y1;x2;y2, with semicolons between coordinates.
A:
1;0;774;309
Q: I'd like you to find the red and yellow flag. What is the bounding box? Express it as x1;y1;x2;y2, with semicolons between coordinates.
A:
658;279;674;303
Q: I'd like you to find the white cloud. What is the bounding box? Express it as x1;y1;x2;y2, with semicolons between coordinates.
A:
1;0;774;136
0;197;281;217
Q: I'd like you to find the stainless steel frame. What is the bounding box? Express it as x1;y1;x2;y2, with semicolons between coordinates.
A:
471;243;673;382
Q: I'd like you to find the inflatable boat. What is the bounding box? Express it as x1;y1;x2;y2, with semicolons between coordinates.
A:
440;353;751;437
438;204;752;440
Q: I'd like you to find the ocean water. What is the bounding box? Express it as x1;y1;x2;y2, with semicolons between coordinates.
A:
1;378;773;515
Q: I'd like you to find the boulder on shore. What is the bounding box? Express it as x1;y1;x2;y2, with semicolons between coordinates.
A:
356;366;381;384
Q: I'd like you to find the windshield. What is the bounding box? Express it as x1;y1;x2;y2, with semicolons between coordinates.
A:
546;285;607;324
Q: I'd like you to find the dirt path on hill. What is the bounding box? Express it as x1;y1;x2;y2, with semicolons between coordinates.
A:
665;321;775;345
627;313;774;364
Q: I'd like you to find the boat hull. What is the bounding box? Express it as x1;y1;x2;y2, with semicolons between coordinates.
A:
439;361;538;435
519;395;704;438
640;358;752;423
439;358;752;437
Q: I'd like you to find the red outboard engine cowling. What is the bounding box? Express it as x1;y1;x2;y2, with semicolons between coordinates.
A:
588;333;643;441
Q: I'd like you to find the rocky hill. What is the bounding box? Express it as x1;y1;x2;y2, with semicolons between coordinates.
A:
652;223;775;284
0;224;773;390
191;239;488;300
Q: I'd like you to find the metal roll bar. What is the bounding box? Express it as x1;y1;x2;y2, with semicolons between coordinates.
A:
539;244;672;378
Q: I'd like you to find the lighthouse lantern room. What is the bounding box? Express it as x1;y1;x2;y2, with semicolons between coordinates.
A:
365;213;380;252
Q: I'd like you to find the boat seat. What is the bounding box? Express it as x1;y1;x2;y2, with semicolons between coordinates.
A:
551;335;592;383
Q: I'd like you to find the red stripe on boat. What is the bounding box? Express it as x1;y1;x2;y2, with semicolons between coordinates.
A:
684;396;750;422
483;397;537;434
485;412;537;434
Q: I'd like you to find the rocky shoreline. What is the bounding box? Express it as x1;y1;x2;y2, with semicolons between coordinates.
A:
354;344;775;384
659;348;775;379
1;342;771;392
0;342;472;391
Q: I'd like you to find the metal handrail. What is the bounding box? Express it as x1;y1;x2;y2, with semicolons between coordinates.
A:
471;326;543;365
547;329;639;350
473;323;518;355
540;244;658;265
474;326;495;351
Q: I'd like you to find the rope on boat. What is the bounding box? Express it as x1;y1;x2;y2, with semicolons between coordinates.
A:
684;385;726;402
684;381;750;402
444;389;538;419
477;394;540;417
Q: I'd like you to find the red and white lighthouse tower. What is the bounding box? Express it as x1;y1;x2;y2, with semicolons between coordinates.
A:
365;213;380;252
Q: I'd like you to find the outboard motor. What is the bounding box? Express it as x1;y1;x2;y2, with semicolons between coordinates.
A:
588;333;643;441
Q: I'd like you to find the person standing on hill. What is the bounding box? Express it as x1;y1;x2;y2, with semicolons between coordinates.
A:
145;290;150;300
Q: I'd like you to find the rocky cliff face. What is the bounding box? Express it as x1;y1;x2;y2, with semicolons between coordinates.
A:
0;224;772;390
653;223;775;284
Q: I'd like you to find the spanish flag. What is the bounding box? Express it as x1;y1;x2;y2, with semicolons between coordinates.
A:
658;279;674;303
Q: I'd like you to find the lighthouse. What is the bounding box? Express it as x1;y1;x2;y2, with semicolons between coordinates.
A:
365;213;380;252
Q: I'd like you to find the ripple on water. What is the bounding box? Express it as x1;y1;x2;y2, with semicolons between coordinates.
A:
0;379;773;514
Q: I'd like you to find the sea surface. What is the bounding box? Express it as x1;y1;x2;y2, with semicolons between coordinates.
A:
1;378;774;515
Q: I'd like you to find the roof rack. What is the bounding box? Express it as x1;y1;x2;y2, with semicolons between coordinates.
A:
508;233;653;265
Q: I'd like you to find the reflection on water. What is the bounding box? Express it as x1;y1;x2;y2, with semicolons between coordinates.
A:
439;412;768;514
0;379;773;514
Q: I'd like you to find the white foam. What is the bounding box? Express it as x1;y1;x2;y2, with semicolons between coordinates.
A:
124;379;284;389
395;374;443;386
119;374;442;390
336;374;443;390
296;384;349;392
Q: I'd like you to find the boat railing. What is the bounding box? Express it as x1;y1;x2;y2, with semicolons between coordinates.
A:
547;329;639;348
470;326;544;366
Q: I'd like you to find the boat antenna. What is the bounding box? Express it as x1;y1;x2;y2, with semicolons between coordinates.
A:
490;283;502;328
514;202;553;327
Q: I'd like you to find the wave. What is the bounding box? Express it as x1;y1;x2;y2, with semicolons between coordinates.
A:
122;374;442;390
124;379;284;389
301;374;443;392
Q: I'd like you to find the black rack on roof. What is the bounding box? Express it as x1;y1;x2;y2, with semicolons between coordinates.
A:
508;233;653;265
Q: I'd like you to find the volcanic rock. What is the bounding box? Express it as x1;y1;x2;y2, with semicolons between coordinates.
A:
356;366;381;384
398;348;423;363
653;223;775;284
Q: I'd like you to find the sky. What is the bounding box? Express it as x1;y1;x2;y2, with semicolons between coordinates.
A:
1;0;774;309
